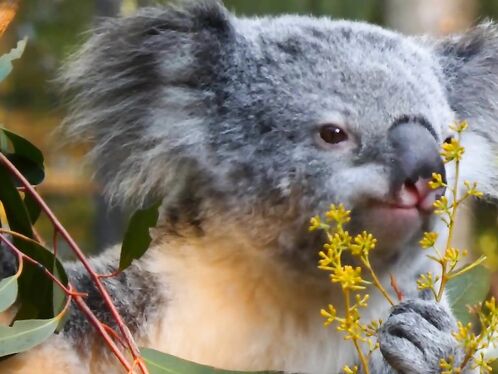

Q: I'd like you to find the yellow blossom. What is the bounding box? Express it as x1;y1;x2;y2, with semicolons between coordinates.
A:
320;304;337;327
429;172;447;190
355;294;369;308
343;365;359;374
331;265;366;291
442;248;466;268
351;231;377;257
326;231;353;252
441;137;465;163
416;272;439;292
309;215;323;231
450;120;468;134
439;356;457;374
325;204;351;225
434;196;450;216
463;180;484;199
420;231;438;249
474;352;493;373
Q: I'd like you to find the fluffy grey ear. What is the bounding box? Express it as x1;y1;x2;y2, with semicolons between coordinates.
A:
432;22;498;200
61;0;233;207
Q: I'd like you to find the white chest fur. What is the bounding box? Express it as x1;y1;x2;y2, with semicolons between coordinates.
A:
141;241;393;374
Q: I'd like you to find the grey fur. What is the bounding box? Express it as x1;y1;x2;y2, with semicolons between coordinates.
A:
62;249;164;344
55;1;498;373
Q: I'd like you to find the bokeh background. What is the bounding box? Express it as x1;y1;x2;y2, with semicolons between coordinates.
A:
2;0;497;276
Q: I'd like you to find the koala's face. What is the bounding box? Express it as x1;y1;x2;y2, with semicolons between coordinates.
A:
206;17;454;255
64;1;498;269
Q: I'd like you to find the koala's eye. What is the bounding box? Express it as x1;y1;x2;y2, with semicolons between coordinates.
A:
444;136;454;144
319;125;348;145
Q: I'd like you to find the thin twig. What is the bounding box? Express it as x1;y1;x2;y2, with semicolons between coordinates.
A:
0;153;147;373
0;234;133;371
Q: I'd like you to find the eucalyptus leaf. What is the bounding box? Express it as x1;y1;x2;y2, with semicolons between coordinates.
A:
0;165;33;238
14;240;69;321
446;265;491;324
0;127;45;186
23;194;42;225
119;203;160;271
0;317;60;357
0;38;27;82
0;274;18;313
141;348;276;374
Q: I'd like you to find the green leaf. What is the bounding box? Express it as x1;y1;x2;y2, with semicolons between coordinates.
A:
0;317;61;357
0;38;27;83
0;165;33;238
23;194;42;225
0;274;18;313
141;348;277;374
0;164;68;321
119;203;160;271
0;127;45;186
14;240;69;321
446;265;491;324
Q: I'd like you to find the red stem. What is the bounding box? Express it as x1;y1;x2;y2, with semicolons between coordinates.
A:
0;234;133;371
73;296;133;371
0;153;147;373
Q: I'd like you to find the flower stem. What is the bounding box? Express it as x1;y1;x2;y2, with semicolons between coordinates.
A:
362;258;394;306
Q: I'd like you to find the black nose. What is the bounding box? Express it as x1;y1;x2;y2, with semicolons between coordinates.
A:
388;121;446;190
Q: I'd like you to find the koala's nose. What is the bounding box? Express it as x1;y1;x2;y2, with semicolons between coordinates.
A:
388;121;446;200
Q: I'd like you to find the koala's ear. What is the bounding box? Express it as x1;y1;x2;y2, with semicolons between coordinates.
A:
430;22;498;200
61;0;233;207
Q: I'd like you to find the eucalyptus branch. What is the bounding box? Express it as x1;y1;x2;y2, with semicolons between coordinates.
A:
0;152;148;374
0;233;134;372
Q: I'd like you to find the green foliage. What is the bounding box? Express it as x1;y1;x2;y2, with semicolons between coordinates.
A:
0;127;45;187
142;348;277;374
119;202;160;271
0;38;26;82
0;274;18;313
0;316;63;357
446;265;491;324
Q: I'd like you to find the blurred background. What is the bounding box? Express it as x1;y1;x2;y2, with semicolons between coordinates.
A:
1;0;497;274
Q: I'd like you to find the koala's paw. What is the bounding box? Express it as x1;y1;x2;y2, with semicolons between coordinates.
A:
378;299;465;374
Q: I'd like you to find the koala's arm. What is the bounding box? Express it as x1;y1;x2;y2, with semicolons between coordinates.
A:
369;299;475;374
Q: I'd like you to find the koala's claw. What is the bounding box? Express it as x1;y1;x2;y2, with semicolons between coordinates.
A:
378;299;465;374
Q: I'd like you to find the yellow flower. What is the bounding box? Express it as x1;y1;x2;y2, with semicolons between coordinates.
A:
331;265;365;290
439;356;456;374
450;120;468;134
355;294;369;308
442;247;465;268
485;297;497;314
320;304;337;327
441;138;465;163
420;231;438;249
434;196;450;216
429;172;447;190
351;231;377;257
325;204;351;225
452;321;477;351
416;272;439;292
343;365;359;374
309;215;323;231
326;231;353;251
463;180;484;199
474;352;493;373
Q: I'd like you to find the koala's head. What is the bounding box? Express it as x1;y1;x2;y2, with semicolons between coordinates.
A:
63;0;498;268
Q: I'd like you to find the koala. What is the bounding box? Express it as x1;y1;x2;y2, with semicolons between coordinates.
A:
1;1;498;373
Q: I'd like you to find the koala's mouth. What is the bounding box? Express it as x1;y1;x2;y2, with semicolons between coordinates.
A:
351;180;445;248
387;179;444;214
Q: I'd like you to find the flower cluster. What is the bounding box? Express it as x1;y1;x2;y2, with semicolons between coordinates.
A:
313;120;498;374
312;204;391;374
421;121;498;372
